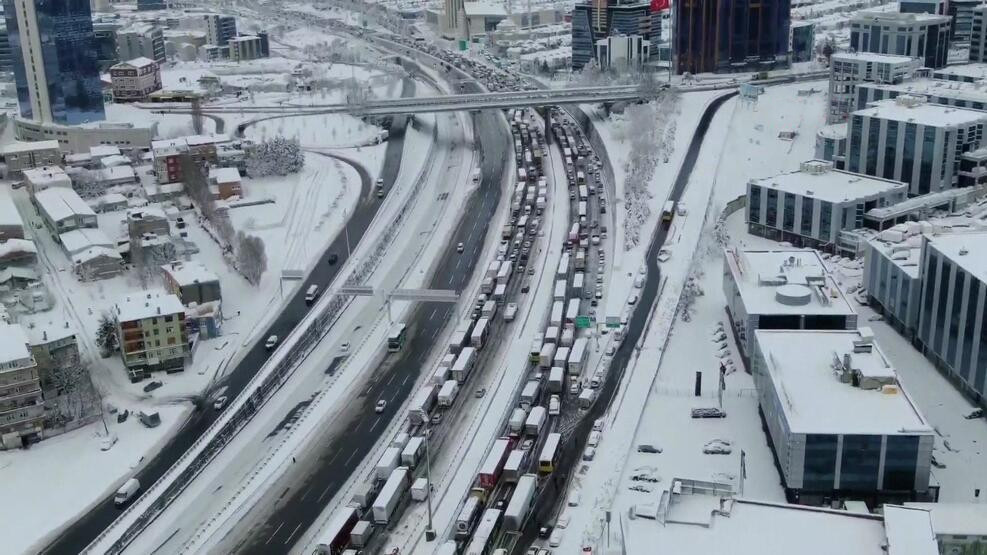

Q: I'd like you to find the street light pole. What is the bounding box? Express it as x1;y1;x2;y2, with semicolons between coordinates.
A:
344;208;352;258
424;425;436;541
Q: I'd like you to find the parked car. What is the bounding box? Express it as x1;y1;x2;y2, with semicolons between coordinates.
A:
327;253;339;264
637;444;662;454
703;439;733;455
692;407;727;419
100;434;118;451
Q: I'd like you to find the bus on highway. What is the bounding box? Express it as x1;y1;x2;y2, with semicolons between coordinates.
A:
314;506;359;555
662;201;675;223
387;323;408;352
538;432;562;475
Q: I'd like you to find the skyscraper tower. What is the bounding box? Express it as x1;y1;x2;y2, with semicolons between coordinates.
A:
675;0;791;74
3;0;105;124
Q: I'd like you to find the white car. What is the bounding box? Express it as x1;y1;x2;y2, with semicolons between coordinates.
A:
457;242;464;253
583;447;596;461
567;489;582;507
213;396;228;411
627;294;638;305
375;399;387;413
264;335;279;349
339;342;350;354
100;434;118;451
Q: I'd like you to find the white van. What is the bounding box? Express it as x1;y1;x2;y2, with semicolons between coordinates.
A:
115;478;141;507
548;394;561;416
305;284;319;303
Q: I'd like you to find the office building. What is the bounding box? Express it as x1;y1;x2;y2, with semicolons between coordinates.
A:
850;12;950;69
115;290;188;381
674;0;791;74
204;14;237;47
905;503;987;553
972;6;987;62
958;147;987;187
948;0;981;43
4;0;105;125
110;58;162;102
117;23;166;65
571;0;660;71
746;160;908;252
137;0;166;10
753;328;935;504
827;52;919;124
0;323;44;449
899;0;947;15
595;34;650;71
846;96;987;196
13;119;153;152
791;21;815;63
815;124;848;169
855;77;987;115
92;21;120;71
0;19;12;72
228;35;268;62
864;228;925;335
916;231;987;407
722;248;858;364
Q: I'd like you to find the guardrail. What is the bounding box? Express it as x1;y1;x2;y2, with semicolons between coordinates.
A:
87;113;443;555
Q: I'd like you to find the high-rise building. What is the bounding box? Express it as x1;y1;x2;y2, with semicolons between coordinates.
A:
948;0;981;43
971;5;987;62
674;0;791;74
849;12;950;69
92;21;121;71
899;0;947;15
0;20;11;73
117;23;166;65
204;14;237;47
791;21;815;63
571;0;660;71
3;0;105;125
442;0;464;38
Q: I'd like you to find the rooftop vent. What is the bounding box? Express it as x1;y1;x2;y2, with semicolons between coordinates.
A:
800;160;833;174
959;247;969;255
775;284;813;306
896;94;927;108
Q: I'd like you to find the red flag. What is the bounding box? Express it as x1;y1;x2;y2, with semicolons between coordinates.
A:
650;0;669;11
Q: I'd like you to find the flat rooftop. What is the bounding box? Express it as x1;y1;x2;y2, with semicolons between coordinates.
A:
933;63;987;81
853;10;950;24
116;289;185;322
924;230;987;284
882;505;939;555
751;160;906;204
0;189;24;229
831;51;916;65
0;323;32;366
161;261;219;286
860;78;987;108
905;502;987;536
853;97;987;127
866;233;924;278
725;248;857;316
755;329;932;435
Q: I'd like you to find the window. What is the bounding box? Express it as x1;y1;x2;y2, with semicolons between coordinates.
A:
749;186;762;223
820;202;832;238
783;194;796;232
865;118;881;176
840;435;882;491
849;116;864;173
919;251;939;345
883;122;898;179
946;270;965;367
902;123;917;189
933;260;952;354
883;436;919;490
919;126;937;194
766;189;778;227
800;197;814;237
961;280;981;380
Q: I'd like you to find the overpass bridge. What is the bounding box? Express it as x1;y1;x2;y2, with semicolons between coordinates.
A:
148;85;662;118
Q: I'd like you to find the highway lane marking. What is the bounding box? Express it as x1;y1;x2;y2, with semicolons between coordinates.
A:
370;417;382;432
344;450;359;466
317;480;337;502
402;373;412;387
301;486;313;501
385;372;396;386
265;522;285;545
284;522;303;544
429;307;438;321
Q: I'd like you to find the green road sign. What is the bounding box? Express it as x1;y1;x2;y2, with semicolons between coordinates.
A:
575;316;592;329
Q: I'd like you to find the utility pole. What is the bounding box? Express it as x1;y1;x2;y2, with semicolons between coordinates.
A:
424;425;436;541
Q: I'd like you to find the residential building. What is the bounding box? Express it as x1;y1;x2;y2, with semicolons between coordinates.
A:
972;5;987;62
72;246;122;280
595;34;650;71
571;0;661;71
161;261;221;305
92;21;121;70
0;140;61;175
21;166;71;194
33;187;97;235
228;35;268;62
3;0;105;124
791;21;815;63
899;0;947;15
116;23;166;65
0;323;44;449
722;248;858;364
115;290;188;381
0;239;37;268
915;231;987;407
846;96;987;196
204;14;237;46
674;0;791;74
746;160;908;252
59;227;113;257
815;124;848;169
0;190;25;240
151;134;230;184
208;167;242;199
849;12;950;69
25;322;80;399
753;328;935;504
12;119;154;152
126;206;170;239
948;0;981;43
110;58;162;102
200;44;229;62
904;503;987;554
827;52;919;124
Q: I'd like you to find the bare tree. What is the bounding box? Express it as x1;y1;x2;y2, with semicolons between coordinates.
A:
236;231;267;285
95;311;118;358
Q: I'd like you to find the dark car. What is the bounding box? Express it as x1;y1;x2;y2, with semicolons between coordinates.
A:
327;253;339;264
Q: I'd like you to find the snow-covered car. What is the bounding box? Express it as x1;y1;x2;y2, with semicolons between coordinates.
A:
627;294;639;305
100;434;118;451
587;430;602;448
703;439;733;455
567;489;581;507
339;342;350;354
657;248;672;263
593;418;605;431
213;396;228;411
637;444;662;454
605;345;616;356
692;407;727;419
375;399;387;413
264;335;278;350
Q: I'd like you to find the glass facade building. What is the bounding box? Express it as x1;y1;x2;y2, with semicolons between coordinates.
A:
4;0;105;125
570;0;660;71
849;12;950;69
675;0;791;74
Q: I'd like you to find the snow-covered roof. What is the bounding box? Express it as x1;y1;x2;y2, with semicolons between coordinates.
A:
932;62;987;81
25;321;76;346
64;153;93;165
101;192;128;204
22;166;71;188
0;189;24;229
463;1;508;17
904;502;987;536
924;230;987;283
208;167;241;184
185;134;230;147
127;205;167;221
853;97;987;127
0;140;60;155
119;57;157;69
882;506;939;555
866;232;924;278
100;154;130;168
0;266;37;284
59;228;113;255
853;10;950;25
90;145;121;158
98;165;136;182
0;323;32;367
72;245;121;265
830;52;917;65
34;187;96;223
817;123;847;140
115;289;184;322
866;186;975;220
0;238;36;258
751;160;906;204
755;329;932;435
724;248;856;316
629;494;893;555
161;261;219;286
861;77;987;108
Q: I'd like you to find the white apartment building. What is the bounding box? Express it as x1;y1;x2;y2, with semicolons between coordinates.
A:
0;323;44;449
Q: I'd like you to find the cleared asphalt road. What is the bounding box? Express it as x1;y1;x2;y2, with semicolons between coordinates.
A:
41;79;417;555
